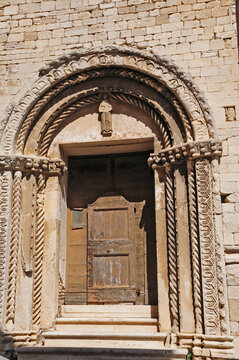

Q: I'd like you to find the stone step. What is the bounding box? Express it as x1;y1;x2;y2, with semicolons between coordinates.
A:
17;347;188;360
42;331;167;349
61;305;158;318
55;317;158;332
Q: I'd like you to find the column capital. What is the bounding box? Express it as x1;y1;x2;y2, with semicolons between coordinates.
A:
0;155;66;175
148;140;222;169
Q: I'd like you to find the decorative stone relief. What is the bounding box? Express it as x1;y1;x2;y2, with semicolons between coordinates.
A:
98;99;113;136
187;161;203;334
6;171;22;326
0;171;12;324
32;174;46;327
195;158;220;335
165;169;179;332
1;47;216;155
16;67;192;154
38;90;172;156
0;155;66;175
148;140;222;168
225;106;236;122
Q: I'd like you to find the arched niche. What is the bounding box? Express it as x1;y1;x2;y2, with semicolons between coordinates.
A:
0;47;233;359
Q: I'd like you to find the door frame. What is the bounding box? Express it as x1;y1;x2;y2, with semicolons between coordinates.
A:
63;138;156;306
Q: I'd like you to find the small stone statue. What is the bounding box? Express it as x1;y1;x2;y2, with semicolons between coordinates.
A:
225;106;236;122
98;100;113;136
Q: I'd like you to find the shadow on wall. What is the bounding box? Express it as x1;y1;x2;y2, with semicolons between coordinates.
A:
0;330;16;360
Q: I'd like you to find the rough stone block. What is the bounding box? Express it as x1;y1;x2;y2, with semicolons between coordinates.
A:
229;299;239;321
24;31;38;41
41;1;56;11
56;0;70;10
191;39;209;52
19;3;41;13
8;32;24;42
4;5;18;15
212;7;228;17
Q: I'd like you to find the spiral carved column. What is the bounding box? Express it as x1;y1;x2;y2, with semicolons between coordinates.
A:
165;169;179;332
32;174;46;327
187;160;203;334
6;170;22;326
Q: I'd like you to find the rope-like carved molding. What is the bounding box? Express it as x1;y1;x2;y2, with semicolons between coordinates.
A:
3;47;213;155
195;158;220;335
165;169;179;332
6;170;22;325
16;66;192;153
38;90;172;156
187;161;203;334
32;174;46;327
0;172;11;322
38;47;213;137
148;140;222;168
0;155;66;175
110;92;172;148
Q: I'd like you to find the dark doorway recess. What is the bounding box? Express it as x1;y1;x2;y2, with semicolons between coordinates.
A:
66;151;157;305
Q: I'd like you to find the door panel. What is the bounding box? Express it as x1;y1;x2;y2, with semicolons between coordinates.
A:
87;194;137;304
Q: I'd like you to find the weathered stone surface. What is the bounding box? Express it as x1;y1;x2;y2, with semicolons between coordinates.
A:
0;1;238;359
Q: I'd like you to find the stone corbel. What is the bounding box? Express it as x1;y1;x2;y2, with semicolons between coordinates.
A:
0;155;66;175
147;140;222;168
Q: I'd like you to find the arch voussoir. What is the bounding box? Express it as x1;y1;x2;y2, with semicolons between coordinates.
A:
0;47;216;156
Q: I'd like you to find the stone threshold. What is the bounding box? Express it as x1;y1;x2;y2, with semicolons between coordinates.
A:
16;347;188;360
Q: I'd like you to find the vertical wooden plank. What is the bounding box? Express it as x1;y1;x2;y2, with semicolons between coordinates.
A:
66;208;87;304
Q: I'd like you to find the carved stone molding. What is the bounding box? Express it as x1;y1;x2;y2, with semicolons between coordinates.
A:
38;90;172;156
0;155;66;175
0;171;12;324
165;169;179;332
32;174;46;328
187;161;203;334
6;171;22;326
148;140;222;168
195;158;220;335
16;67;184;154
1;47;216;155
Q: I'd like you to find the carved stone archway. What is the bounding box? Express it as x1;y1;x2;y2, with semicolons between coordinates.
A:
0;47;233;359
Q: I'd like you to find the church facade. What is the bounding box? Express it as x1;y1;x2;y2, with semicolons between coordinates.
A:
0;1;238;359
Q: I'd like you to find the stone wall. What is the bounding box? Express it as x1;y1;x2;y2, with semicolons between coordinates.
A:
0;0;239;349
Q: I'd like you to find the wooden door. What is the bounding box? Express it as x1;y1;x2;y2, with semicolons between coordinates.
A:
87;194;137;304
65;152;157;305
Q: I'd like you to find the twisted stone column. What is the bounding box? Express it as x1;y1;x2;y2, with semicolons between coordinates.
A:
6;170;22;326
187;160;203;334
165;169;179;332
32;174;46;327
